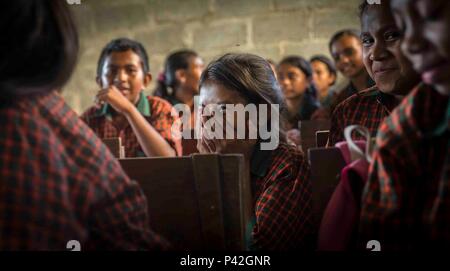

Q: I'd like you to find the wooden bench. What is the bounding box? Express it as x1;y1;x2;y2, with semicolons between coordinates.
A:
119;154;252;250
308;147;346;227
103;137;125;158
181;138;199;156
299;120;331;157
316;130;330;148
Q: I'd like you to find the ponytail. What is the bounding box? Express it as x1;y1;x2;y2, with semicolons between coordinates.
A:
153;72;172;99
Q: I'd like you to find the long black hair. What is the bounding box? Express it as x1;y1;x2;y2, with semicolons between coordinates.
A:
0;0;79;99
199;53;288;142
154;50;198;100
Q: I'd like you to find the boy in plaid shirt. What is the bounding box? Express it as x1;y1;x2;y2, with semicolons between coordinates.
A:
81;38;182;157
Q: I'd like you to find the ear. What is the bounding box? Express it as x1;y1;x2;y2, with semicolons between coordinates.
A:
329;73;337;86
175;69;187;85
96;76;103;88
143;72;152;88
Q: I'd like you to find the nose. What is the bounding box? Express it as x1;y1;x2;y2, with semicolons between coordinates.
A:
338;55;351;66
279;77;289;89
113;69;127;84
371;40;389;61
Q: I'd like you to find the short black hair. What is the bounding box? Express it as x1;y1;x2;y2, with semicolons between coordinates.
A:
96;38;150;77
310;55;338;78
0;0;79;98
328;29;361;54
279;56;313;80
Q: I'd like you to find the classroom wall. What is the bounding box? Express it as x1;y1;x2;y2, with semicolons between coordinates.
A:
65;0;362;114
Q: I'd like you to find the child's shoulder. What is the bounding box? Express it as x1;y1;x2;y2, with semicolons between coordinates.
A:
334;86;379;113
271;143;308;170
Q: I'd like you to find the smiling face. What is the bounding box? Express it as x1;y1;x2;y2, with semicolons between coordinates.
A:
311;60;336;95
198;81;258;151
361;1;419;95
277;63;309;100
391;0;450;95
331;35;366;79
98;49;151;104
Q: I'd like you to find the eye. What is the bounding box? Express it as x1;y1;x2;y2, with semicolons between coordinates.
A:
361;36;374;47
384;31;401;42
331;53;340;62
127;68;137;74
343;48;355;57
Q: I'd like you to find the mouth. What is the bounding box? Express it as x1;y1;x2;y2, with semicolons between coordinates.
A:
341;65;354;73
116;87;130;94
373;67;398;75
419;60;449;84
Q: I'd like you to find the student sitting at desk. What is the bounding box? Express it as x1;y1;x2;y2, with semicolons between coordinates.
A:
81;38;181;157
197;53;315;251
0;0;167;250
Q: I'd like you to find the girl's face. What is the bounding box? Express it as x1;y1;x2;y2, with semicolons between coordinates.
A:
311;60;336;94
361;2;419;95
277;63;309;100
331;35;366;79
184;56;204;94
391;0;450;95
198;81;258;153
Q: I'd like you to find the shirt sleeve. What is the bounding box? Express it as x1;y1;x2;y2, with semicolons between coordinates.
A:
148;98;183;156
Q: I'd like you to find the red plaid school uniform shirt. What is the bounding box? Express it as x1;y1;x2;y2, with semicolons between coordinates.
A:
0;92;167;250
328;86;400;146
81;92;182;157
359;84;450;251
250;142;314;251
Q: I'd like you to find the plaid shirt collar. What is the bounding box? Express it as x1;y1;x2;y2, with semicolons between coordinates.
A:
359;86;400;114
94;91;151;119
250;141;273;177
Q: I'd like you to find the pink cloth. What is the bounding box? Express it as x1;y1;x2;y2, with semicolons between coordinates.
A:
317;141;369;251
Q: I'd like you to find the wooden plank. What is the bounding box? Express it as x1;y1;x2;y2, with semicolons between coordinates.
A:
118;154;249;250
191;155;226;250
181;138;199;155
308;147;345;227
119;157;201;249
219;155;252;250
181;130;199;156
102;137;122;158
299;120;331;157
316;130;330;148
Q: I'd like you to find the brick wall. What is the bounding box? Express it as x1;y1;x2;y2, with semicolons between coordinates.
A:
65;0;362;114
